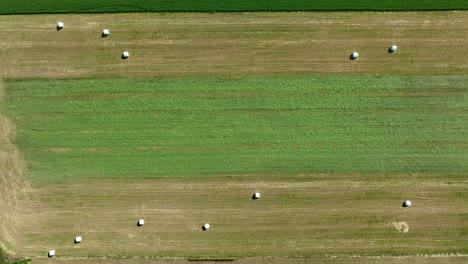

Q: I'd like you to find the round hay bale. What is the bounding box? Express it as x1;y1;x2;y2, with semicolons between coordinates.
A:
74;236;82;244
202;223;210;231
48;250;55;258
351;52;359;60
102;29;110;37
56;22;64;30
389;45;398;53
122;51;129;59
137;219;144;226
252;192;261;200
402;200;412;207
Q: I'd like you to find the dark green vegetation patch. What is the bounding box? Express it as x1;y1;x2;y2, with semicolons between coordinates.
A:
0;0;467;14
2;75;467;182
0;248;30;264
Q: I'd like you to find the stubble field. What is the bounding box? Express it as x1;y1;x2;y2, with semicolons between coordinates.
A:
0;12;467;78
0;12;467;264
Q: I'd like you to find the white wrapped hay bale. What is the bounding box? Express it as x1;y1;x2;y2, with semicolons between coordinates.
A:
202;223;210;231
102;29;110;37
122;51;129;59
48;250;55;258
56;22;64;30
252;192;261;200
351;52;359;60
402;200;412;207
137;219;144;226
75;236;82;243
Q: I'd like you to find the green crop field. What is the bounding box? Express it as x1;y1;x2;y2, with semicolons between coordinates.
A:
2;76;468;182
0;0;467;14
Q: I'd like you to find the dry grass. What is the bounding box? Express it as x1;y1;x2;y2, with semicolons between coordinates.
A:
0;79;37;255
13;174;468;261
0;12;467;78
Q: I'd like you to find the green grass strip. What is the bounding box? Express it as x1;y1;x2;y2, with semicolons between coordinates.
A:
2;75;468;182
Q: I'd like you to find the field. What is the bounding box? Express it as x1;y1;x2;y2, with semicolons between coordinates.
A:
1;12;467;79
0;11;468;78
0;0;467;14
3;76;468;182
0;12;468;264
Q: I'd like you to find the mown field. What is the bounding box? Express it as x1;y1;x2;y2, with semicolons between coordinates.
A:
0;0;467;14
1;12;467;79
0;11;467;264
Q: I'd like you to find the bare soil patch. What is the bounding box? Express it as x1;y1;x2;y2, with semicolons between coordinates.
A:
391;221;409;233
